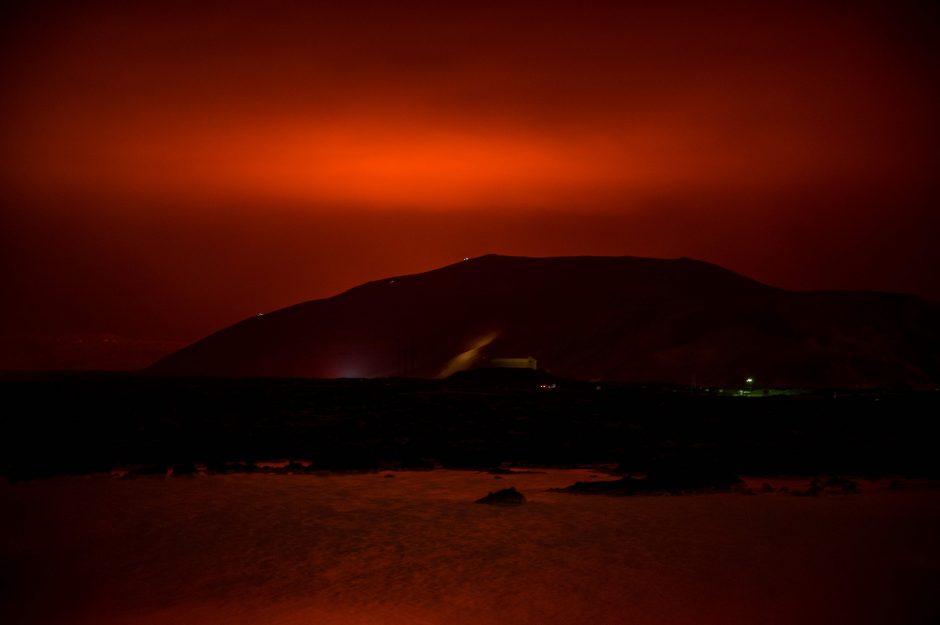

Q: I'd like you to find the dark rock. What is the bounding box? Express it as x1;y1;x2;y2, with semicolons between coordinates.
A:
792;478;823;497
475;487;526;505
171;463;196;477
642;463;742;493
732;483;756;495
268;461;311;474
211;461;260;474
206;460;229;474
555;464;742;496
555;477;638;495
824;476;859;492
285;461;307;473
129;464;168;477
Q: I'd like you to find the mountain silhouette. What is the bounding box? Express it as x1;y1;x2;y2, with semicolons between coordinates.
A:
148;255;940;388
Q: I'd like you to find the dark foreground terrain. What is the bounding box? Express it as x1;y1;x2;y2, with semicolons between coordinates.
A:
5;470;939;625
2;371;938;481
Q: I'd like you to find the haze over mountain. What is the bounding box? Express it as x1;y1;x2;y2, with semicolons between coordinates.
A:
149;255;940;388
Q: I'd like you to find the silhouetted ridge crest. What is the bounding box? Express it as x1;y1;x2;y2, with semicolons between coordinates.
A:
149;255;939;388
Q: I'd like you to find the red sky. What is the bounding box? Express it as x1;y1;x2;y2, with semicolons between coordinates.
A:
1;1;938;369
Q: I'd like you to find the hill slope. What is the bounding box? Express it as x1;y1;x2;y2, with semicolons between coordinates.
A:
148;255;940;388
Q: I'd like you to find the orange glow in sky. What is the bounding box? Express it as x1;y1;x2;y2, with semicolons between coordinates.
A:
1;1;938;368
4;2;935;209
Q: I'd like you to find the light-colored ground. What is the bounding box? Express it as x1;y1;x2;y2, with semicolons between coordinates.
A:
2;470;938;625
